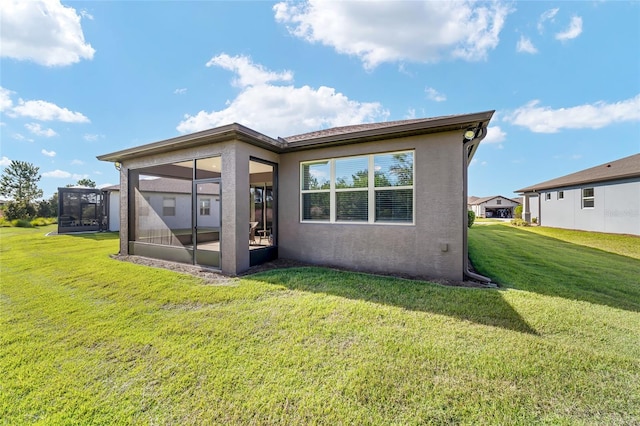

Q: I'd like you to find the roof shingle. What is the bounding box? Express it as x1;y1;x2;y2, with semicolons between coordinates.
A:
516;153;640;193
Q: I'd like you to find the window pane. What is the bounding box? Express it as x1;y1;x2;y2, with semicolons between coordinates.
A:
302;193;330;220
302;162;330;190
374;152;413;187
200;198;211;215
583;188;594;197
163;198;176;216
335;156;368;189
583;199;594;208
336;191;368;221
375;189;413;222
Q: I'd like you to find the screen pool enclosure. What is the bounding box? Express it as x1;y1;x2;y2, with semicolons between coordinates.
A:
57;187;107;234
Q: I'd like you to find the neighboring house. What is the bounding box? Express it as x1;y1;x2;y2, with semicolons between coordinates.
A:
102;178;220;232
97;111;495;282
468;195;520;219
516;153;640;235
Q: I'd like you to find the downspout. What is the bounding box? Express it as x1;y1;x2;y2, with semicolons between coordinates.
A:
462;125;494;285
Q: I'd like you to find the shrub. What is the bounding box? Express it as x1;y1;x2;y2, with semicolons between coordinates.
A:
3;201;36;221
532;217;538;224
0;217;11;227
30;217;56;226
12;219;34;228
468;210;476;228
510;218;530;227
514;205;523;219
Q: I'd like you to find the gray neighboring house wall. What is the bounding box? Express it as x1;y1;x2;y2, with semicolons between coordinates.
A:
516;153;640;235
102;178;220;232
97;111;495;282
468;195;520;219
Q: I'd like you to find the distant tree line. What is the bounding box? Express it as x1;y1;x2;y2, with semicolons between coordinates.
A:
0;160;96;221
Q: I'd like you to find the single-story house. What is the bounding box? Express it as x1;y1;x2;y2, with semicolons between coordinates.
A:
516;153;640;235
97;111;495;282
468;195;521;219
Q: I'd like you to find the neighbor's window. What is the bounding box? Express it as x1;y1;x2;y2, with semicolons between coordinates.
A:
301;151;414;224
545;193;551;201
557;191;564;200
496;199;502;205
582;188;594;208
162;197;176;216
199;198;211;216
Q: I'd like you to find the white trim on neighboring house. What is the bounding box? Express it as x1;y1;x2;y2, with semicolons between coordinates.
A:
468;195;521;219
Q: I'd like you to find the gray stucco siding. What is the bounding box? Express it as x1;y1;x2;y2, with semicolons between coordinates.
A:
538;178;640;235
277;131;465;281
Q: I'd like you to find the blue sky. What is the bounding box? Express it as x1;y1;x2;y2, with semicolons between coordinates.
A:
1;0;638;200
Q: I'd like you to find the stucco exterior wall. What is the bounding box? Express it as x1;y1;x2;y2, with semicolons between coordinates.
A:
539;178;640;235
277;130;466;281
116;139;279;275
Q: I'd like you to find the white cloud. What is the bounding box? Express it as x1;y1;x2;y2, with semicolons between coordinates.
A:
71;159;84;165
177;54;388;137
25;122;58;137
11;99;90;123
42;169;71;178
83;133;104;141
538;8;559;33
42;169;88;180
41;149;56;157
206;54;293;87
505;95;640;133
555;16;583;41
80;10;94;20
274;1;511;69
174;88;187;95
483;126;507;144
425;87;446;102
0;87;14;111
516;36;538;54
12;133;34;142
0;156;11;166
0;0;95;66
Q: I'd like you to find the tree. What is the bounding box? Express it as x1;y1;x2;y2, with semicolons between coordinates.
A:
67;178;96;188
37;193;58;218
0;160;43;204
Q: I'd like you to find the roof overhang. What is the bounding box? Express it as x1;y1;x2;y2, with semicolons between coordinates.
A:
97;123;285;163
284;111;495;152
97;111;495;163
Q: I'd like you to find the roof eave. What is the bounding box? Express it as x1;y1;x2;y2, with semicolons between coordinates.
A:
97;123;284;163
516;172;640;194
284;111;495;151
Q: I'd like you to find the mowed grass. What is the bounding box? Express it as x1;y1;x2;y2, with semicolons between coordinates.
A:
1;225;639;425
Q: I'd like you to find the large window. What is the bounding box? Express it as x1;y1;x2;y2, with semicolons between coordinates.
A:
582;188;594;208
301;151;413;224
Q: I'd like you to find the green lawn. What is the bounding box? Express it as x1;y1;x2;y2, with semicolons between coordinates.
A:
1;225;639;425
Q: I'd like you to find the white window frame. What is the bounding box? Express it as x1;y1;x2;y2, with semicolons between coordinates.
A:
545;193;551;201
557;191;564;200
582;188;595;209
199;198;211;216
300;150;414;225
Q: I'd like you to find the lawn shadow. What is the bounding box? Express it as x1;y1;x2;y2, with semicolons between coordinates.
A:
251;267;539;335
469;225;640;312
